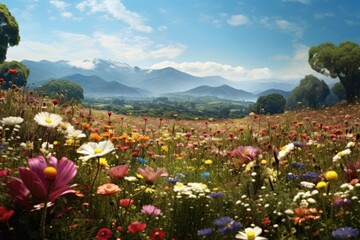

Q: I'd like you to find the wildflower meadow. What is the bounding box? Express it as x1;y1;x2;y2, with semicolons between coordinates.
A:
0;84;359;240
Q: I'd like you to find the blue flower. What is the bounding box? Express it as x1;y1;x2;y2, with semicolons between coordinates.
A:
0;145;5;151
164;176;180;184
302;171;318;179
332;227;359;239
216;221;242;234
291;162;306;169
293;141;306;147
197;228;213;236
286;174;300;181
136;157;148;165
201;172;210;179
208;192;225;199
213;216;233;227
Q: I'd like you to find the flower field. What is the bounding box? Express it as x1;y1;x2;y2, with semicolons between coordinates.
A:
0;87;359;240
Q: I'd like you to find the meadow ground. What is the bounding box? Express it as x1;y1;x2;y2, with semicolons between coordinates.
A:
0;87;359;240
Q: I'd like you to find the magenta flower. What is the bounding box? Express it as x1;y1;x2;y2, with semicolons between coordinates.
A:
5;156;77;209
108;163;129;179
141;204;161;216
230;146;261;165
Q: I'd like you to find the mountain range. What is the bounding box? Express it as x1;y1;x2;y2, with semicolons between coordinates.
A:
22;59;296;100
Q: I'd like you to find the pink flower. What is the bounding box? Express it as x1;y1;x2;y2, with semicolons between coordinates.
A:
108;163;129;179
119;198;134;208
128;221;146;233
230;146;261;165
141;205;161;216
95;227;112;240
97;183;121;195
0;206;14;223
5;156;77;209
137;166;168;185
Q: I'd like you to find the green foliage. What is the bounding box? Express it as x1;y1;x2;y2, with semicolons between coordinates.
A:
254;93;286;115
287;75;330;109
0;4;20;63
40;79;84;101
309;41;360;102
0;61;30;89
332;82;346;101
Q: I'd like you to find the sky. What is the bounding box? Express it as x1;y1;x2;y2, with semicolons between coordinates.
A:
4;0;360;83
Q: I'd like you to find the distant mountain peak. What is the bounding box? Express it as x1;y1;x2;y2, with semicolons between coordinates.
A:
67;58;134;70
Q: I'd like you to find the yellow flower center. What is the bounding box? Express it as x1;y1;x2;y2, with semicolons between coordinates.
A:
45;118;52;124
44;166;57;181
246;230;255;240
94;148;102;154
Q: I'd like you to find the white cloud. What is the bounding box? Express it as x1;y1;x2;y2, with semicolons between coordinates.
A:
149;61;272;81
227;15;250;26
282;0;311;4
150;45;187;59
49;0;69;10
76;0;152;32
260;17;304;38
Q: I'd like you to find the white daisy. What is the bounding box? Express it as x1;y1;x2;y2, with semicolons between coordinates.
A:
77;140;115;161
65;128;86;139
236;226;268;240
1;116;24;126
34;112;62;128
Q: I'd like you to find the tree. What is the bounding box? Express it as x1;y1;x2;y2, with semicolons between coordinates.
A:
308;41;360;102
287;75;329;109
0;61;30;89
332;82;346;101
0;4;20;64
255;93;286;115
40;79;84;101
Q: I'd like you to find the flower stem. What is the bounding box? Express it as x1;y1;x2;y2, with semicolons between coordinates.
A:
40;184;51;240
89;157;101;216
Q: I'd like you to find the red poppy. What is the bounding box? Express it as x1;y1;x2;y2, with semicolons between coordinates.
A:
128;221;146;233
150;228;165;240
95;227;112;240
7;69;18;74
52;99;59;105
119;198;134;208
0;206;14;223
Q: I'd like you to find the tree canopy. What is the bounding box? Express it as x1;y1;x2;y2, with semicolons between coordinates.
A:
0;4;20;64
308;41;360;102
254;93;286;115
287;75;329;109
40;79;84;102
0;61;29;89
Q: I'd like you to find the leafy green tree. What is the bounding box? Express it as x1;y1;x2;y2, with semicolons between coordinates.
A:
255;93;286;115
309;41;360;102
0;4;20;64
332;82;346;101
287;75;329;109
41;79;84;101
0;61;29;89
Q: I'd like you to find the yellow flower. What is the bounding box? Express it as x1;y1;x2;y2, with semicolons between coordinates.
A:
260;159;267;165
136;173;144;179
325;170;338;181
98;157;108;167
316;181;328;190
161;145;169;152
204;159;213;165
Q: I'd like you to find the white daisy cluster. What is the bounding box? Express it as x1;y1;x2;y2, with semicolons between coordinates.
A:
277;143;295;160
173;182;210;198
292;190;319;207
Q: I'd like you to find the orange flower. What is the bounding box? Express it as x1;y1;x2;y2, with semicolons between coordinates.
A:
90;133;103;142
97;183;121;195
292;207;320;225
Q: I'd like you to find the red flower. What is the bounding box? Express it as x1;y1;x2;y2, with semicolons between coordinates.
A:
52;99;59;105
0;206;14;223
7;69;18;74
119;198;134;208
0;78;4;83
128;221;146;233
150;228;165;240
95;227;112;240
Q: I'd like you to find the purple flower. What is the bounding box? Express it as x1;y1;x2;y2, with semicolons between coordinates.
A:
332;227;359;239
141;205;161;216
291;163;306;169
214;217;233;227
5;156;77;209
197;228;213;236
217;221;242;234
208;192;225;199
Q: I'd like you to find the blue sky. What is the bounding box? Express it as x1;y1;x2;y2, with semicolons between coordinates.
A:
5;0;360;82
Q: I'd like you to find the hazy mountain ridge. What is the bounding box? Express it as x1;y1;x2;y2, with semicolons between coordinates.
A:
22;59;297;99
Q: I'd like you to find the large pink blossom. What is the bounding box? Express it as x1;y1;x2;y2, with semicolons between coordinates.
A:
137;166;168;185
5;156;77;209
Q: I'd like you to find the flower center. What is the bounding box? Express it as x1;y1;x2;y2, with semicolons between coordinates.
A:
94;148;102;154
246;230;255;240
45;118;53;124
44;166;57;181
